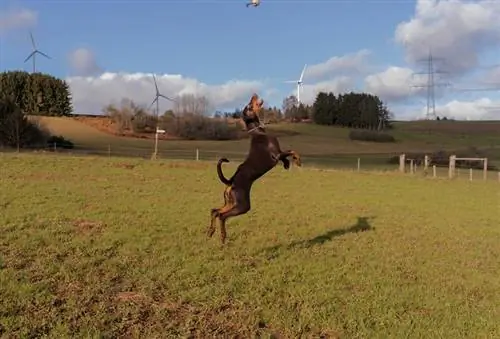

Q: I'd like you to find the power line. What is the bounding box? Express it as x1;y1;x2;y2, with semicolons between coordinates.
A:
451;63;500;92
410;51;451;120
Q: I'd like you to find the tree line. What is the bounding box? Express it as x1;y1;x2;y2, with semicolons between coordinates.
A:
280;91;393;129
0;71;73;117
312;91;392;130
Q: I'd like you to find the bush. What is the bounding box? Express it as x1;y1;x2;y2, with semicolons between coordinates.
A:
47;135;74;149
349;130;396;143
0;95;50;148
131;114;157;134
161;114;239;140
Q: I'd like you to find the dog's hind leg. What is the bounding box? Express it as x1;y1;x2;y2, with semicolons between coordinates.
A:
218;190;251;244
207;186;234;238
207;208;218;238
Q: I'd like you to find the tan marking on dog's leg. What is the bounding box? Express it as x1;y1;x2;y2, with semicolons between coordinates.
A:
291;151;302;167
217;187;236;215
208;186;232;238
208;187;235;239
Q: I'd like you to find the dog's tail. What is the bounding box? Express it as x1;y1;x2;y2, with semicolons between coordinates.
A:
217;158;232;186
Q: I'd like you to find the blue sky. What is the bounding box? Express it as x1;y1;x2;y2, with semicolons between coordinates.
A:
1;0;500;119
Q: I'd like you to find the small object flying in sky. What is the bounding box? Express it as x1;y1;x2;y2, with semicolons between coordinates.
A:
246;0;261;7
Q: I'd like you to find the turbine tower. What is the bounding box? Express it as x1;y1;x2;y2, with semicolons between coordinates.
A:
24;32;51;73
284;64;307;104
148;74;176;159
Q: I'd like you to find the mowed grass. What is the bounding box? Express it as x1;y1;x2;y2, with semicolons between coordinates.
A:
1;153;499;338
36;117;500;168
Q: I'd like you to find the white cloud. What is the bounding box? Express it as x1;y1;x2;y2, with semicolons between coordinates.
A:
68;48;102;76
66;72;265;114
421;98;500;120
394;0;500;74
280;50;370;105
0;8;37;34
300;76;355;104
305;49;371;80
283;76;355;105
482;66;500;86
364;66;429;102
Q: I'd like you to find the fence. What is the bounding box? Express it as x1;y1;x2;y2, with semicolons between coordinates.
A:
1;142;400;169
399;153;500;182
2;143;499;182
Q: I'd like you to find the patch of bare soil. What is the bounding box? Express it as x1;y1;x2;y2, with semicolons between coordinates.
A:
72;116;179;140
114;292;282;338
113;163;137;170
72;219;103;235
72;116;297;141
157;161;210;170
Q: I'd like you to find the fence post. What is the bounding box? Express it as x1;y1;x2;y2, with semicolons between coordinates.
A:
108;144;111;157
483;158;488;181
399;154;405;173
410;159;414;174
196;149;199;161
432;165;436;178
357;158;360;172
424;155;429;173
53;142;57;152
469;168;473;181
448;155;456;179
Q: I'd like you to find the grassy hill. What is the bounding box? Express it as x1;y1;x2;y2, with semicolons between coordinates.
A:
34;116;500;169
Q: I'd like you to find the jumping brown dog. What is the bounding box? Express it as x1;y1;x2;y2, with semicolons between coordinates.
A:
207;94;302;244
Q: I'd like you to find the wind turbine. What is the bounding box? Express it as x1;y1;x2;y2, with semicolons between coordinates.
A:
284;64;307;104
148;73;176;159
24;31;51;73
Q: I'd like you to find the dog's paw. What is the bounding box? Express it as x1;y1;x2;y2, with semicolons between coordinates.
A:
206;227;215;238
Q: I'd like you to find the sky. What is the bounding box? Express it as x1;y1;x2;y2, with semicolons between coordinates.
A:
1;0;500;120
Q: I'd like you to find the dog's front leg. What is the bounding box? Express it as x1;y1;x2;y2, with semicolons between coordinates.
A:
281;157;291;170
279;150;302;167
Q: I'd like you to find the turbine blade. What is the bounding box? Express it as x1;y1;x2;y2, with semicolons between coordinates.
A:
284;80;297;83
148;97;158;110
299;64;307;82
152;74;159;93
30;31;36;49
158;94;176;102
24;51;36;63
37;51;51;59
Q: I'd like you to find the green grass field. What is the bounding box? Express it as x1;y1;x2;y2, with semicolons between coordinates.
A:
34;117;500;169
1;153;499;338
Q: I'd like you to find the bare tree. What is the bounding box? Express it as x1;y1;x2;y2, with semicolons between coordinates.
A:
282;95;300;121
102;98;148;135
173;94;213;116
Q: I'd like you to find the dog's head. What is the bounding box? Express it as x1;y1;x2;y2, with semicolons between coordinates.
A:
241;93;264;128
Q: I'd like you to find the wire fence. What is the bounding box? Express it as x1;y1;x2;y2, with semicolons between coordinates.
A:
1;142;400;169
2;142;499;182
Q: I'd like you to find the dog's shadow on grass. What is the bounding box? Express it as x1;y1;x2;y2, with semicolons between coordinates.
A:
261;216;375;260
